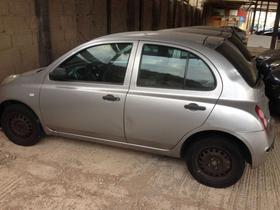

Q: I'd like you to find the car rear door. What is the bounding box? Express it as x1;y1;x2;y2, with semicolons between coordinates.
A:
40;41;137;142
124;42;222;149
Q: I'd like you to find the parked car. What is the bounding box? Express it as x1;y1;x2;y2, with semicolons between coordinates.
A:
191;25;248;45
256;49;280;115
256;27;280;39
0;31;275;188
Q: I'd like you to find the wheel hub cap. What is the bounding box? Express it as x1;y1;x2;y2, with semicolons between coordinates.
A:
198;147;232;177
9;113;33;138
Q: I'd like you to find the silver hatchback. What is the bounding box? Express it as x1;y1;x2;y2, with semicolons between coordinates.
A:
0;31;275;188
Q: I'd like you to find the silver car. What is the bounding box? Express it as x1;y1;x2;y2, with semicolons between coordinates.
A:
0;31;275;188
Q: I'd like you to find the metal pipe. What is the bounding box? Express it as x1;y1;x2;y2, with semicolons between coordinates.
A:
173;0;177;27
270;0;280;49
251;0;258;32
152;0;161;30
256;0;263;32
139;0;143;30
35;0;52;66
263;0;270;30
107;0;111;34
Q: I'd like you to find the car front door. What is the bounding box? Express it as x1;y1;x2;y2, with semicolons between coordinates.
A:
40;41;137;142
125;42;222;149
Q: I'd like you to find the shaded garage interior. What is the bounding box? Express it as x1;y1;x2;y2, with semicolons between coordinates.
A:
1;0;280;209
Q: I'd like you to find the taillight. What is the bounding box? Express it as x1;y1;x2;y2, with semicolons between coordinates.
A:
255;105;268;129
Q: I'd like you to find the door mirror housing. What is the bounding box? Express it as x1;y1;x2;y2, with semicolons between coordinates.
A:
49;67;68;81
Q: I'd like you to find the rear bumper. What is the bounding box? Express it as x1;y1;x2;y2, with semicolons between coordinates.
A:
237;118;276;168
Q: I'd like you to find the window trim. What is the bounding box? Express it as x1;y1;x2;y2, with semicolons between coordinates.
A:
46;41;137;87
136;43;217;91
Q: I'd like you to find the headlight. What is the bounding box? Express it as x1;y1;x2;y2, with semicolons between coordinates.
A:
1;75;19;85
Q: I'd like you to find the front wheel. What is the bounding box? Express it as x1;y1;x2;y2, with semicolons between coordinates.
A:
185;136;245;188
1;104;43;146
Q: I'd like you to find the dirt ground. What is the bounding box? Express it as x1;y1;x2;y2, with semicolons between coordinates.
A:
0;124;279;210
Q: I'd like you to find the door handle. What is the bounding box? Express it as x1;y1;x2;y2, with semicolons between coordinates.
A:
102;94;120;101
184;103;206;111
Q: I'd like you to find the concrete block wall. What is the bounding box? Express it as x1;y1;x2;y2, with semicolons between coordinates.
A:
76;0;107;43
49;0;78;59
49;0;108;58
0;0;203;82
0;0;39;81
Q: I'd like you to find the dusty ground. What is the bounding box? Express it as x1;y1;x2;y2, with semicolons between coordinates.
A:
0;125;279;210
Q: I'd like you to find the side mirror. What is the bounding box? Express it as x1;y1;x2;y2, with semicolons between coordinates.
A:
49;67;68;81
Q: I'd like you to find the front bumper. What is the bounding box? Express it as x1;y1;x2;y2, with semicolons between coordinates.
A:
237;118;276;168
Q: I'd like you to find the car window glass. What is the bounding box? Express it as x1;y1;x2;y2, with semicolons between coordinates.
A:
137;44;215;91
185;53;216;90
53;43;133;84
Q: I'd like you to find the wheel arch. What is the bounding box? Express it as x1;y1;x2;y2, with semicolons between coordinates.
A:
0;100;42;128
180;130;252;165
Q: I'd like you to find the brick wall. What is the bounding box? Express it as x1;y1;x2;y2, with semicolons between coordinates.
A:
0;0;202;82
0;0;39;81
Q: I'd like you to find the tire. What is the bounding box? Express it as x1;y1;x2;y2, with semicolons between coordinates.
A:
185;136;245;188
1;104;43;146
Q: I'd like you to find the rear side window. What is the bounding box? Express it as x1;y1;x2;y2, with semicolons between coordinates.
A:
216;41;258;87
137;44;216;91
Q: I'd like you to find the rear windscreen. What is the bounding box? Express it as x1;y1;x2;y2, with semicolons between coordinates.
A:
216;41;258;87
228;34;252;61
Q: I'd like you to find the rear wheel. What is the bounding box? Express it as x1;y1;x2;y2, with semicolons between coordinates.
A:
185;136;245;188
1;104;43;146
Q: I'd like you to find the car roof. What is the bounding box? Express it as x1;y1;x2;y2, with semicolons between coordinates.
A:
190;26;234;33
94;31;225;50
160;27;232;39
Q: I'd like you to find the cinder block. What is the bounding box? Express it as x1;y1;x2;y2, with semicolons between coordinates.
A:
62;0;76;16
0;48;21;81
64;29;77;43
76;15;94;42
0;33;12;50
49;0;64;17
52;41;70;59
27;16;38;32
12;32;33;47
2;17;29;33
111;0;128;33
49;16;62;32
160;0;168;29
8;0;31;16
76;0;94;16
92;0;107;37
51;29;65;43
18;44;39;73
0;0;9;15
142;0;153;30
61;16;77;31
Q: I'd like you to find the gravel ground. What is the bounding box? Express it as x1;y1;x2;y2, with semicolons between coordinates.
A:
0;124;279;210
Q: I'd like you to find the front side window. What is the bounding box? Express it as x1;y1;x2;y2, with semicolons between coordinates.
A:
51;43;133;84
137;44;215;91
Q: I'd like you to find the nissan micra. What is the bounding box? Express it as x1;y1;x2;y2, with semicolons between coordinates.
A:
0;31;275;188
